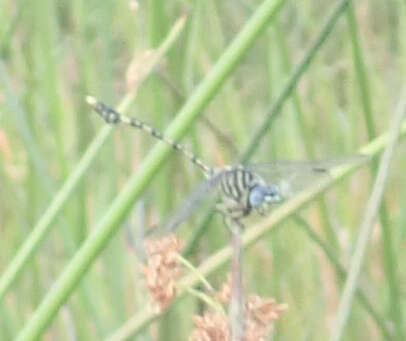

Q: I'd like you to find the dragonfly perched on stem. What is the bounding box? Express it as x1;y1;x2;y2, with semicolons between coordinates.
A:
87;96;368;340
86;95;366;235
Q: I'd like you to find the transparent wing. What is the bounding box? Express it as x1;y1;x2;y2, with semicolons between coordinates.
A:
244;155;368;199
159;170;225;233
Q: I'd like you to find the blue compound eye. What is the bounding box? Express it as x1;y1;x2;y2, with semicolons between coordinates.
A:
249;184;282;208
248;185;266;208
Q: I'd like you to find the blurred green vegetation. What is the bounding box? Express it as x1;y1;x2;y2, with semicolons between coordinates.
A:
0;0;405;340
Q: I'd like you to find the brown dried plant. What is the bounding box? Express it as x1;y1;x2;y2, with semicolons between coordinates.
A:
245;295;288;341
142;234;184;310
142;236;286;340
190;312;230;341
191;276;287;341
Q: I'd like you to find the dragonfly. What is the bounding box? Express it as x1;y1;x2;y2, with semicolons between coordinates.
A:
87;96;366;234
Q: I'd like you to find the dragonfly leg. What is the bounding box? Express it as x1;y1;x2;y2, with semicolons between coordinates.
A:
216;199;247;221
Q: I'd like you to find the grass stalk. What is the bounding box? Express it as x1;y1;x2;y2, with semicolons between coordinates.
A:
0;16;186;302
273;16;340;250
293;216;392;340
0;62;55;194
241;0;352;159
329;92;406;341
346;4;405;339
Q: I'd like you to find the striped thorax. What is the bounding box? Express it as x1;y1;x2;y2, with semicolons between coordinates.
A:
215;166;282;219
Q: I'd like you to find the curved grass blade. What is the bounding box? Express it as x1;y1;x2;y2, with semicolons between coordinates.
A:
0;15;188;303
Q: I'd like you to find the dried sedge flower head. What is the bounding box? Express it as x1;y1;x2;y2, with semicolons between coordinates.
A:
190;312;230;341
142;234;184;310
215;275;232;304
245;295;288;341
212;276;287;341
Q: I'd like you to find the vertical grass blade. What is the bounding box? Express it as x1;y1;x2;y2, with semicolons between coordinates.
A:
241;0;352;160
0;16;187;303
293;216;392;340
330;92;406;341
346;4;405;339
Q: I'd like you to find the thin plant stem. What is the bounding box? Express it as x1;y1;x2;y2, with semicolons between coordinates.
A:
273;16;339;251
176;254;214;293
241;0;352;159
184;287;226;316
293;216;392;340
228;219;245;341
346;3;405;339
330;92;406;341
0;15;186;303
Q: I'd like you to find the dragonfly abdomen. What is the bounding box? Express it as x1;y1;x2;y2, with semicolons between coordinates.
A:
86;96;212;175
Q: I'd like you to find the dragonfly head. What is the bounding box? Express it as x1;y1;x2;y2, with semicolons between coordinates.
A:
249;184;282;210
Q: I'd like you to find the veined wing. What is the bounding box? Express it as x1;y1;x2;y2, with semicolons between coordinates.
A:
160;170;226;233
244;155;369;199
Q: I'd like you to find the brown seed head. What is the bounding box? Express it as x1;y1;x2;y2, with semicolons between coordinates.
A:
142;234;184;310
245;294;288;341
190;312;230;341
215;275;232;304
214;276;287;340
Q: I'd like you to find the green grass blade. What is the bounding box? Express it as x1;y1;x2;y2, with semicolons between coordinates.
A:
273;16;340;250
0;15;186;302
0;124;110;298
241;0;351;160
293;216;392;340
346;4;405;339
0;61;54;193
330;93;406;341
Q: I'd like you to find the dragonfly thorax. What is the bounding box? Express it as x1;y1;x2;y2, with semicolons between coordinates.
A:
217;167;282;219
